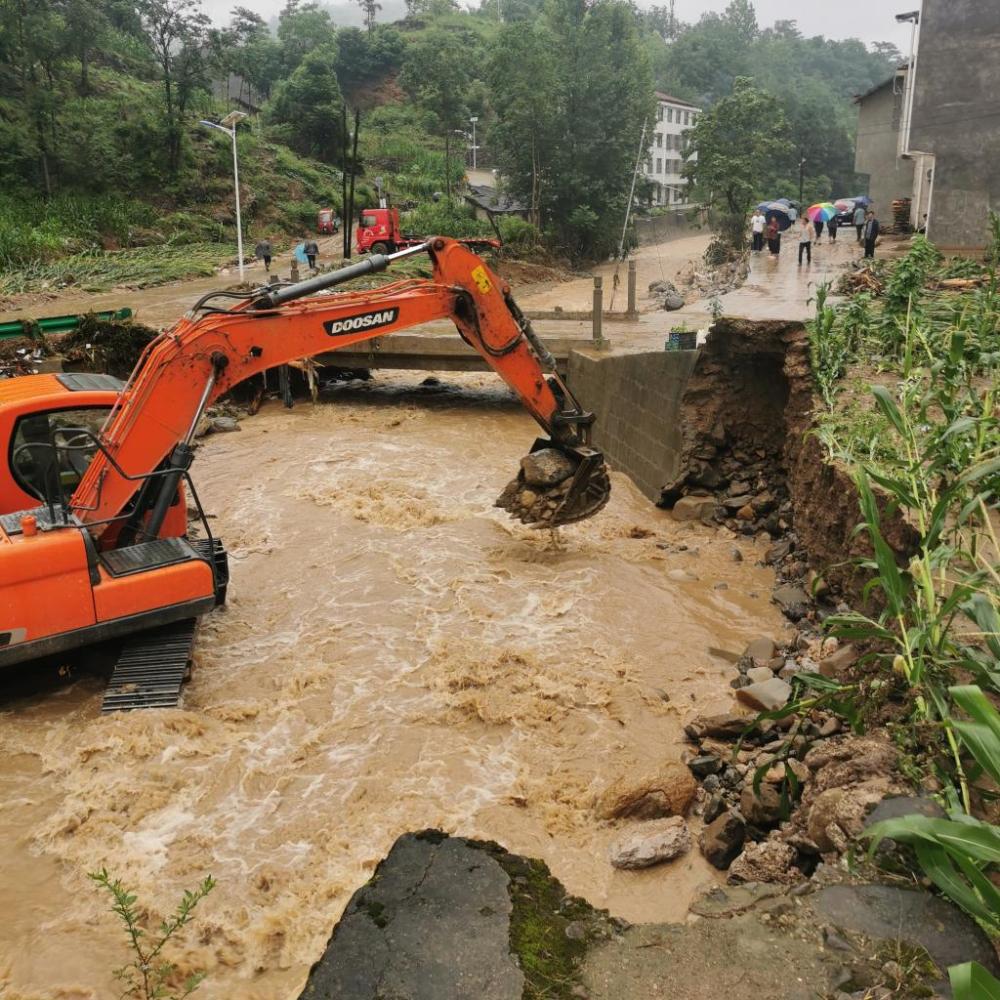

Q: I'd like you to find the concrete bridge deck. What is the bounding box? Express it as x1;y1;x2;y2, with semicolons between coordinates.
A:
315;326;597;373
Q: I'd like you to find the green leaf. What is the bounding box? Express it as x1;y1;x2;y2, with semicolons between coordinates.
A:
871;384;908;437
913;841;998;928
950;961;1000;1000
951;685;1000;741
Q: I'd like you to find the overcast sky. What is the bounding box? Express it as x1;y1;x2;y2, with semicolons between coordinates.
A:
196;0;913;49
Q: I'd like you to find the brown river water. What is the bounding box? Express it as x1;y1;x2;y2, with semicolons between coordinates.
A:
0;372;786;999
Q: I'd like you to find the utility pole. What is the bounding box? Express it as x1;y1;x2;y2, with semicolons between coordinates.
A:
199;111;248;281
470;116;478;170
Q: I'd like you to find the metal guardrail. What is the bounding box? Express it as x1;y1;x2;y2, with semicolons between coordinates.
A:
0;307;133;340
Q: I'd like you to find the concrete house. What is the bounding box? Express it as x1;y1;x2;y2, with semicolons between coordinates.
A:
646;92;700;210
907;0;1000;249
856;0;1000;250
853;66;915;223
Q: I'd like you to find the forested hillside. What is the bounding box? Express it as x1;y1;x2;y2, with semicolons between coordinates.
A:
0;0;899;274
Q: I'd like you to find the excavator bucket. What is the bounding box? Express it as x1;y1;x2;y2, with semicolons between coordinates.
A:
495;440;612;528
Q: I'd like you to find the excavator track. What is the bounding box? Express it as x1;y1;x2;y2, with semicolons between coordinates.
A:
101;619;197;713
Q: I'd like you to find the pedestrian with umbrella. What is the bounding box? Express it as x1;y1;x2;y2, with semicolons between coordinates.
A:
863;210;881;259
808;202;837;242
766;214;782;257
853;202;867;242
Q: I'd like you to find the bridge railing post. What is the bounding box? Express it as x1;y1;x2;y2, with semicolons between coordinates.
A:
627;259;637;317
592;276;607;348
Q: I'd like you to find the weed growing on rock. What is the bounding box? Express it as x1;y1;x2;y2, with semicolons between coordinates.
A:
89;868;216;1000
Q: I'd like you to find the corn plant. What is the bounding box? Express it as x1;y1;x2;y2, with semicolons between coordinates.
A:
89;868;215;1000
867;686;1000;933
807;283;851;409
951;961;1000;999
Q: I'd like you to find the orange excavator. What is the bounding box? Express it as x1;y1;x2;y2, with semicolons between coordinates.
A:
0;239;610;709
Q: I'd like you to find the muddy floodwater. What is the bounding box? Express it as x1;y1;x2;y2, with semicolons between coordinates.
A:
0;373;787;1000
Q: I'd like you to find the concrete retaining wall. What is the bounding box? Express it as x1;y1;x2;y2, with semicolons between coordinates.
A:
567;349;698;501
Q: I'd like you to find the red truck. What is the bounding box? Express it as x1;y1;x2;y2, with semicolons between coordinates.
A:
355;206;500;255
317;207;340;234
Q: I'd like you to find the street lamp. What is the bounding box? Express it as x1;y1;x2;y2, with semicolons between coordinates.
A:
469;116;479;170
200;110;248;282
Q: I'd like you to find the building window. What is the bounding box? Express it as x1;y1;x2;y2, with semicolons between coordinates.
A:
675;187;683;203
656;158;662;174
656;133;662;148
657;105;663;122
667;108;674;123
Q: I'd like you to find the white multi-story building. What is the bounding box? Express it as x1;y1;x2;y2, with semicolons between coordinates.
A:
645;91;700;209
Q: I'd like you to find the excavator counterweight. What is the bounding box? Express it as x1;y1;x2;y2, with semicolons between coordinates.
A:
0;239;611;693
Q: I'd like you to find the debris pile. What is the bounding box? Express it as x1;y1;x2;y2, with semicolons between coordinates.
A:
648;279;685;311
495;447;610;527
61;313;159;378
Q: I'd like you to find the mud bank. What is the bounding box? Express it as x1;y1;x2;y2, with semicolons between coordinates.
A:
659;318;917;602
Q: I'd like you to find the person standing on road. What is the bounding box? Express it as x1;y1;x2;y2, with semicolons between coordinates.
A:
827;215;838;243
304;237;319;270
863;211;881;259
255;236;272;273
751;210;765;252
813;215;824;242
766;216;781;257
853;204;866;242
798;217;813;267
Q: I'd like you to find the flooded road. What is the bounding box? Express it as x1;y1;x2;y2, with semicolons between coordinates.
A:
0;373;786;999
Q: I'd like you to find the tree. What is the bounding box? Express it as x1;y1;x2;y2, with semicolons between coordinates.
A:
354;0;381;33
490;0;653;259
266;46;344;165
277;0;337;74
683;77;791;247
724;0;757;43
488;23;556;225
334;24;404;101
399;26;476;198
138;0;210;174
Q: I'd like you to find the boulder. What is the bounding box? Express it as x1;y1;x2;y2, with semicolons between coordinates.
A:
595;763;696;821
687;754;722;779
735;678;792;712
608;817;691;870
746;666;774;684
211;415;240;433
819;643;859;681
773;585;810;619
728;840;800;885
765;539;792;564
663;293;685;311
670;495;717;522
700;810;746;869
684;713;751;741
740;782;784;827
745;637;777;665
520;448;576;488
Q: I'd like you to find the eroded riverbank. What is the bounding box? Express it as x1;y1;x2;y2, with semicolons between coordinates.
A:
0;372;787;999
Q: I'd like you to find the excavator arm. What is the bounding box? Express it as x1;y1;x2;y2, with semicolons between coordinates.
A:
71;238;610;536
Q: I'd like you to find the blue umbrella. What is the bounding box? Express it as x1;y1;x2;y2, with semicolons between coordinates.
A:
761;201;793;231
850;195;873;207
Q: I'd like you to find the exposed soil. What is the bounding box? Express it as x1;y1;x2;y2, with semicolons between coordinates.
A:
659;318;918;604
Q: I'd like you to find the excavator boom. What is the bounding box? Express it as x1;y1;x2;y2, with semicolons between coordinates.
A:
0;239;610;680
71;239;607;532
